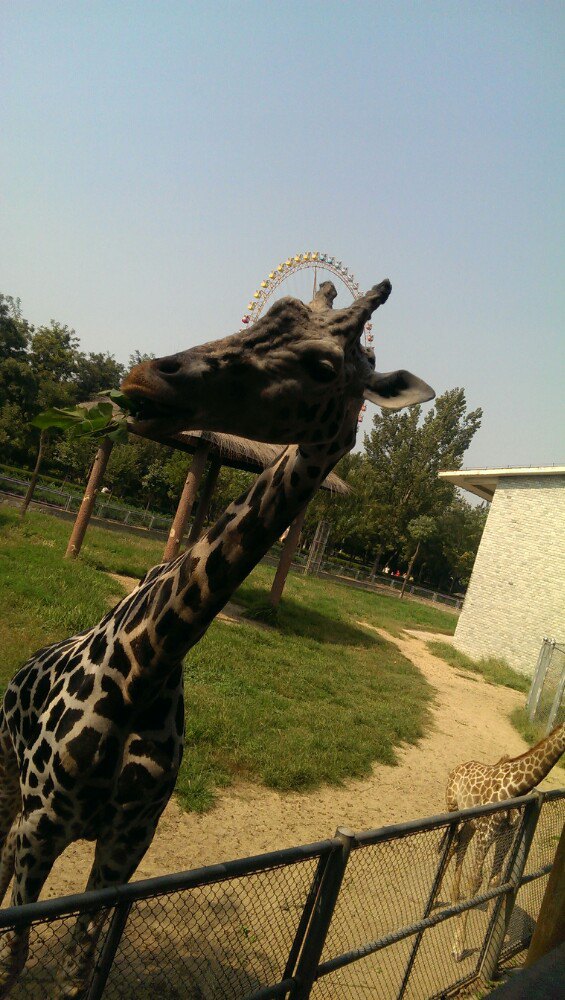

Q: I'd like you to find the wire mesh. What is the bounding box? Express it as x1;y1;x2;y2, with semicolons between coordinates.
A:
98;857;318;999
500;795;565;963
1;906;114;999
0;794;561;1000
313;805;531;1000
527;640;565;732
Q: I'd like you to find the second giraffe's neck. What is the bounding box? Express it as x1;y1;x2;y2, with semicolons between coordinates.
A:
136;435;351;666
502;724;565;797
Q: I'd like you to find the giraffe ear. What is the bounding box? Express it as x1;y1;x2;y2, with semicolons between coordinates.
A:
364;370;435;410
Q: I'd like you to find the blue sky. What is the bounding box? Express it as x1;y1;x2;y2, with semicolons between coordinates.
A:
2;1;563;469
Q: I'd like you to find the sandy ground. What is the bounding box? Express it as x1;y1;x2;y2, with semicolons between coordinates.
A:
44;609;563;900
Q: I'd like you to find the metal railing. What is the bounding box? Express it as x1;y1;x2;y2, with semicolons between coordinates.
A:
0;790;562;999
301;553;463;609
0;474;171;533
526;638;565;733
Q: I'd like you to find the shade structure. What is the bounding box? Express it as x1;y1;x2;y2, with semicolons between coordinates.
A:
66;416;349;604
132;426;350;495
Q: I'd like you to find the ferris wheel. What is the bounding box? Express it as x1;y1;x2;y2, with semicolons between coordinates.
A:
241;250;374;347
241;251;374;425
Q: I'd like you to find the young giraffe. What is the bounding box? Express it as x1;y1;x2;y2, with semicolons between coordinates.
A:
0;278;434;998
442;722;565;961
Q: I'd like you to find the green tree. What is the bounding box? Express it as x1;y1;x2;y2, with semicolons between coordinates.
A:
399;515;436;598
421;498;487;592
29;322;80;410
74;352;125;400
363;388;482;559
51;435;99;485
0;297;36;461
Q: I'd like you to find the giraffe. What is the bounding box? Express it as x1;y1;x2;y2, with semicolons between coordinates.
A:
0;278;434;998
441;723;565;961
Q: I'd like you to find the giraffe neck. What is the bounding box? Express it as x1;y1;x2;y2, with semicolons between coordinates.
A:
502;724;565;797
122;433;352;673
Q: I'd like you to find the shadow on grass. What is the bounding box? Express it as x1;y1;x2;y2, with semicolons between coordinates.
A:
233;583;379;649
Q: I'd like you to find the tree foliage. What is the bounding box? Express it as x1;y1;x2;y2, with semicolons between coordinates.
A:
306;389;485;591
0;295;125;466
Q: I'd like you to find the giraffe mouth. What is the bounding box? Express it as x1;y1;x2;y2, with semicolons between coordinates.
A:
120;387;186;433
122;383;203;442
127;394;170;420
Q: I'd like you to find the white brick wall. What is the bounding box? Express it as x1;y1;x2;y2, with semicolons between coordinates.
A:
454;475;565;676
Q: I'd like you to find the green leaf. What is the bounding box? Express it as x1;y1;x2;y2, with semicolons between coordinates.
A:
106;422;129;444
97;389;139;415
31;407;83;430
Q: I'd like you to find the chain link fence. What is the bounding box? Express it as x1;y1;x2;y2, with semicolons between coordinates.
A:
0;790;562;999
291;550;463;610
0;473;171;533
526;638;565;733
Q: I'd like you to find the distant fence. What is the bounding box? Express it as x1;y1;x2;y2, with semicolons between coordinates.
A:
0;473;172;533
1;790;562;999
526;638;565;734
296;550;463;610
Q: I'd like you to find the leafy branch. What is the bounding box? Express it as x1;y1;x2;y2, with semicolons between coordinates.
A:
31;390;139;444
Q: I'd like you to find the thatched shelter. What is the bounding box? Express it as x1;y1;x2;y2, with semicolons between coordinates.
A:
65;423;349;605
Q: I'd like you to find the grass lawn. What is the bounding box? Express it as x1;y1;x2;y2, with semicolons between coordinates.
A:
0;507;456;811
426;640;531;694
235;562;458;638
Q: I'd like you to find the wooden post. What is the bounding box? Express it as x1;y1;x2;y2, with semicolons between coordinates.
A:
269;505;308;607
162;442;210;561
187;455;222;543
64;437;114;559
525;821;565;966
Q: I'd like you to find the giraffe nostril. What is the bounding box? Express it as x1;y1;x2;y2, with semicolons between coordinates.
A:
157;359;182;377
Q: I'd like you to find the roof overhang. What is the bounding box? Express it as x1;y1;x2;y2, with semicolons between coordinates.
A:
438;466;565;502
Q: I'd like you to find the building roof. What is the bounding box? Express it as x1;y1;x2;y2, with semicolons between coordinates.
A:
438;466;565;502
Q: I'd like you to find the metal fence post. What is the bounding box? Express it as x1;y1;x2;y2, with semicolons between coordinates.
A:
290;827;354;1000
547;660;565;733
282;852;328;983
479;792;543;983
398;823;458;999
85;900;132;1000
527;639;552;721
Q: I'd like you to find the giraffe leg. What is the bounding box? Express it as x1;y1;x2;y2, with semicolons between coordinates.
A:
0;815;21;912
452;834;489;962
0;812;70;998
58;811;163;1000
58;714;182;1000
0;724;21;907
488;831;509;890
449;824;473;909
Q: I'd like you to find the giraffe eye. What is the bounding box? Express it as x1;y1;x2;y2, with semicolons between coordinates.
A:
303;355;339;383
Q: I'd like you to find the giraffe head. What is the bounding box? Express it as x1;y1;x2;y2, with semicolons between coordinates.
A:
121;280;434;445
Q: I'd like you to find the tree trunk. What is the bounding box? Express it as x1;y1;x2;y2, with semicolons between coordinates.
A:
162;443;210;561
20;429;47;518
64;437;114;559
269;506;308;607
187;456;222;543
369;550;381;582
399;541;420;599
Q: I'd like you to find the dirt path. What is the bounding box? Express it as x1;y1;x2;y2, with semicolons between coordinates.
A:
44;620;562;899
